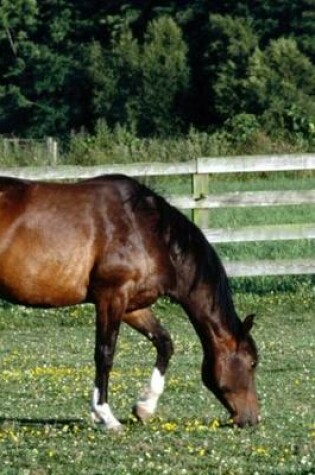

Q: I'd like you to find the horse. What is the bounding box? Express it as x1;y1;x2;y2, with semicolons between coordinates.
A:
0;174;259;430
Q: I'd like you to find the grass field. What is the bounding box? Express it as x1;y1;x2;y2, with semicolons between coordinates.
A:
0;284;314;474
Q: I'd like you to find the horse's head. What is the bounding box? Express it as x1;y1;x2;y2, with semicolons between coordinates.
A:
202;314;259;427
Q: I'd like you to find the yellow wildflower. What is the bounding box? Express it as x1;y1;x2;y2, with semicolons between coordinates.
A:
253;446;269;456
210;418;220;430
162;422;177;432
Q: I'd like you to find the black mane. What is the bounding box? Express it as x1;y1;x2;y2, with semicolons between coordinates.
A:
129;178;241;334
0;176;28;191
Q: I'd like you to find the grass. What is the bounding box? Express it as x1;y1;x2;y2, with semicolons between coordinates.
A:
0;285;314;474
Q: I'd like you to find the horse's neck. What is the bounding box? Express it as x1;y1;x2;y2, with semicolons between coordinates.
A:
170;261;239;347
165;236;241;345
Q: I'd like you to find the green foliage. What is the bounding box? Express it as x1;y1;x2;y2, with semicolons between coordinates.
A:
87;28;142;131
298;0;315;57
243;38;315;145
0;1;314;142
87;17;189;137
0;0;37;132
0;137;53;166
204;15;258;122
0;0;87;136
1;125;311;168
138;16;189;136
0;0;38;44
222;113;260;149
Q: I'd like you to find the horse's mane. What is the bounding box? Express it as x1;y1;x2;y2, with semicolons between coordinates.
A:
128;177;241;334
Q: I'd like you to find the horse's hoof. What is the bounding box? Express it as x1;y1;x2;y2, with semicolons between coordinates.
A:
132;404;153;423
108;422;124;433
90;411;123;432
90;411;102;424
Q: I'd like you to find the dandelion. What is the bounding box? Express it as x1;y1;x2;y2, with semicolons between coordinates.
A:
9;431;19;443
161;422;177;432
210;418;220;430
73;424;80;434
252;446;269;456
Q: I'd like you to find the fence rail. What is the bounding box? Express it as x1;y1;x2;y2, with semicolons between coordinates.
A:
169;190;315;209
0;153;314;180
0;153;314;277
203;223;315;244
224;259;314;277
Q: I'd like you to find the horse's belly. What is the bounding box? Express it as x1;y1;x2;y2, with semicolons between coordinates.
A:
0;244;93;307
0;212;97;306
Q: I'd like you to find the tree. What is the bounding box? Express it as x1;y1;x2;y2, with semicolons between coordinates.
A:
203;14;258;124
0;1;314;138
292;0;315;57
243;38;315;138
87;17;189;136
241;0;315;57
87;27;141;130
138;16;189;135
0;0;38;133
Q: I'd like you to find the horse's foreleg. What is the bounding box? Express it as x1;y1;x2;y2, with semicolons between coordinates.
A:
123;308;174;422
91;298;123;431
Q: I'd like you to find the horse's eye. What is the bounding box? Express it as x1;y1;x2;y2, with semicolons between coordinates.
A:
251;360;257;369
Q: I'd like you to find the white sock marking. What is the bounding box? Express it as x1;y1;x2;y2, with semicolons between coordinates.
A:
91;387;122;430
136;367;165;416
150;367;165;395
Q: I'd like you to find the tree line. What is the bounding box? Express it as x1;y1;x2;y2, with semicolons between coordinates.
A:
0;1;314;147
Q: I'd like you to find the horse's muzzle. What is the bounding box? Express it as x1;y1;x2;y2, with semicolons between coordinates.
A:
232;409;260;427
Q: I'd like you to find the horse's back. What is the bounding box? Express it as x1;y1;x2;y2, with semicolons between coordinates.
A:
0;176;173;309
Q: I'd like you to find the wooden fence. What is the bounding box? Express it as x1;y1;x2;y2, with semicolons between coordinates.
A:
0;153;314;277
0;137;58;165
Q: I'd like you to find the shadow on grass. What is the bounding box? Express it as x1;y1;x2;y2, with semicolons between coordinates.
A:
0;415;139;429
0;416;86;428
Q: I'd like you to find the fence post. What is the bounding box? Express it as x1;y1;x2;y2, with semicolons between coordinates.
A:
46;137;58;166
3;139;9;157
192;172;209;228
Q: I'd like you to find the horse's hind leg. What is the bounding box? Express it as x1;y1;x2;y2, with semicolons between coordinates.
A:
123;308;174;422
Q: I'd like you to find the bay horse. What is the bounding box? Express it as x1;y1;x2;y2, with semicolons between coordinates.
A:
0;175;259;430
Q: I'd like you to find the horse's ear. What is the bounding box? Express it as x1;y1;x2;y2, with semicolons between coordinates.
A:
243;314;255;335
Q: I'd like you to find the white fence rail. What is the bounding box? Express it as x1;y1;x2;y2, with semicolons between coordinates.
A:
0;153;314;277
0;153;314;180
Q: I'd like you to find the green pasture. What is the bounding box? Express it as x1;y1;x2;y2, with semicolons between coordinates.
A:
0;286;314;475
